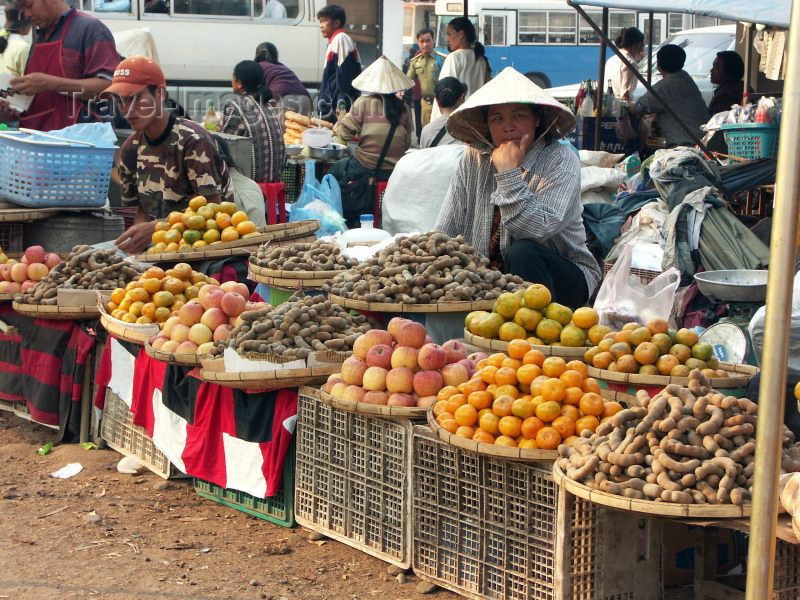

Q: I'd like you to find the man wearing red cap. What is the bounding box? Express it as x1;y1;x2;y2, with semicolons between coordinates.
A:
106;56;234;255
0;0;118;130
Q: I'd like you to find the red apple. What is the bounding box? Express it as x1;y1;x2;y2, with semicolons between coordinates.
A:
458;359;475;378
362;390;389;405
323;377;345;394
443;339;469;364
197;283;221;304
200;308;228;331
424;334;434;345
396;320;427;349
390;345;419;372
353;329;394;359
178;301;204;327
362;366;388;391
365;344;393;369
386;367;414;394
19;254;27;264
10;262;27;283
20;280;37;291
330;381;348;399
5;281;20;292
413;370;444;397
26;263;48;282
0;281;9;292
24;245;45;265
468;351;488;363
417;343;448;371
200;288;225;310
175;340;199;354
220;280;250;299
220;292;246;317
341;356;369;386
43;253;61;269
416;395;437;409
149;335;170;350
387;392;416;407
342;384;366;403
213;324;232;342
387;316;410;342
440;363;470;387
0;263;12;281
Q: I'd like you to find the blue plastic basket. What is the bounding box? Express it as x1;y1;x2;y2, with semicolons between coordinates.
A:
0;131;115;208
720;122;779;160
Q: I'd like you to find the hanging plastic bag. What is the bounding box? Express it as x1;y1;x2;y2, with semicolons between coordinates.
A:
593;244;681;329
289;160;347;237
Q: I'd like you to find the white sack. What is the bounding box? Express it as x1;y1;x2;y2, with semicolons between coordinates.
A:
750;271;800;377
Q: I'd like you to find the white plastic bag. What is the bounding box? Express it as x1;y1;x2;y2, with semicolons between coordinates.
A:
593;244;680;329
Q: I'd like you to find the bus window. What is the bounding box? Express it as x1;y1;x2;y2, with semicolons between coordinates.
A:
483;13;506;46
94;0;132;12
518;11;546;44
609;12;636;35
578;11;601;44
173;0;251;16
548;13;576;45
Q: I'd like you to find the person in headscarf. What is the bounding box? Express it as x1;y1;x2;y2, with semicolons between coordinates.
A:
434;67;601;308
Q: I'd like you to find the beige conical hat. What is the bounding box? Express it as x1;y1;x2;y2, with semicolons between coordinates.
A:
446;67;575;144
352;55;414;94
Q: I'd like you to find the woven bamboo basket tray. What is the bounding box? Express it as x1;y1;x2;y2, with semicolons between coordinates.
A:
0;207;60;222
199;363;340;390
463;329;587;358
552;460;751;518
12;299;100;320
247;262;342;289
0;291;15;302
98;299;159;345
144;340;207;367
317;388;427;419
134;220;320;263
328;294;494;313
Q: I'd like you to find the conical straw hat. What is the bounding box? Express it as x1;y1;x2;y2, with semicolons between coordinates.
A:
446;67;576;144
352;55;414;94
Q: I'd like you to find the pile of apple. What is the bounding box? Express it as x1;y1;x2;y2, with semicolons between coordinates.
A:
323;317;480;408
149;281;269;355
0;245;61;294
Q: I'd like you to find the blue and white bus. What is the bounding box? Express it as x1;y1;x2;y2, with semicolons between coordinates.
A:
434;0;733;88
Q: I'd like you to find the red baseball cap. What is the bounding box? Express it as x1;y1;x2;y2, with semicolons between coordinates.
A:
104;56;166;98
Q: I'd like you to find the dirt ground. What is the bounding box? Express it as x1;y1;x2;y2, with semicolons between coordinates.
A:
0;411;463;600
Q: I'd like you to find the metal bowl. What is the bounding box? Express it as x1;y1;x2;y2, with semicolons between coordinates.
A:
307;143;348;161
285;144;303;156
693;270;768;304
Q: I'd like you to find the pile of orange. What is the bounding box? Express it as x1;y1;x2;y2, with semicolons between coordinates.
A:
106;263;218;325
147;196;258;254
432;339;623;450
465;283;601;347
583;319;725;378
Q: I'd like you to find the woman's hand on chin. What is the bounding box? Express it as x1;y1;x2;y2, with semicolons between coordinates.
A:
491;133;531;173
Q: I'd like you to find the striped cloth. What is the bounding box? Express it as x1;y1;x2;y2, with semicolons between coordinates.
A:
221;94;286;183
434;138;602;296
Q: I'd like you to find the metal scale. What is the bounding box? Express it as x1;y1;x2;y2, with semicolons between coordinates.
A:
693;270;768;366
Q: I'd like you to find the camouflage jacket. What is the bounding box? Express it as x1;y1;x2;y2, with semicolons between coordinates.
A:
119;114;234;219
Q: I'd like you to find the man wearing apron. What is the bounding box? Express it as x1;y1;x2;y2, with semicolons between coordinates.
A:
106;56;234;255
0;0;118;130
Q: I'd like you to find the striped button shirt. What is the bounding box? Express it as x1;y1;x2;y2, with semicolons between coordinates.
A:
633;70;709;147
434;138;602;296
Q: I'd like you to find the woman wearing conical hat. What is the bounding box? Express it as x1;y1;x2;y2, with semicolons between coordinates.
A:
434;67;601;309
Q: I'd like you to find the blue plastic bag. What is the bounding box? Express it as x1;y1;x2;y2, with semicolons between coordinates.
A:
289;160;347;237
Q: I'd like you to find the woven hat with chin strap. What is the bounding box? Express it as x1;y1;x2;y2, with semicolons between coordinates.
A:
446;66;575;145
352;55;414;94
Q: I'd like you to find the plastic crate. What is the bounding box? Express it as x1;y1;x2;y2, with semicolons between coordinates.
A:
0;131;115;208
294;386;419;569
281;161;305;204
100;389;187;479
193;441;296;528
721;122;780;160
411;426;663;600
0;222;23;253
603;260;661;285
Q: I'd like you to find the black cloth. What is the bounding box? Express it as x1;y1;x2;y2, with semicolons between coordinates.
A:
504;239;589;309
746;372;800;439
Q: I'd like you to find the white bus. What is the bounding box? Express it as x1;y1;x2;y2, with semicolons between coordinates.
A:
434;0;733;88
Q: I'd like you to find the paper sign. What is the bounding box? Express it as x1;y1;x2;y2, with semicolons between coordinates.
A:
0;73;33;113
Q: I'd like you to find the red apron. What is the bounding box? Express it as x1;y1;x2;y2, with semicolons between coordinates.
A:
20;10;81;132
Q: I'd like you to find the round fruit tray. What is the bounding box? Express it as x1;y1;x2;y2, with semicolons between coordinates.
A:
588;362;758;397
426;407;559;461
99;309;159;346
552;461;751;518
12;300;100;320
317;388;427;419
247;262;342;289
0;292;16;302
144;340;207;367
463;330;587;358
328;294;494;313
199;364;340;390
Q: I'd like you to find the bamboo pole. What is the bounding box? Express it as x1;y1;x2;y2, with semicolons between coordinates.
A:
745;2;800;598
593;8;608;151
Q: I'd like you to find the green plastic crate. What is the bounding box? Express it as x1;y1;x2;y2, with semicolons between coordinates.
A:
193;442;296;527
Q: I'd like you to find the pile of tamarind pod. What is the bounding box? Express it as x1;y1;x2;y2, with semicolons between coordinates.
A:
558;369;800;505
283;111;333;145
322;231;527;303
15;245;146;305
209;293;377;360
250;239;359;272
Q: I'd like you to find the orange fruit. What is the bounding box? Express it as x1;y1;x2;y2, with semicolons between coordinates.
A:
110;287;126;305
575;415;600;435
522;348;546;367
535;318;563;345
592;351;613;370
151;230;167;244
602;401;624;419
436;411;455;425
498;415;523;438
479;412;501;436
494;384;519;400
540;378;566;403
511;396;535;419
432;401;450;418
563;386;584;406
494;291;522;319
622;322;643;331
588;324;613;346
437;386;459;402
467;390;493;410
188;195;207;211
492;395;515;417
536;427;561;450
629;326;652;346
439;418;459;434
616;354;639;374
236;220;256;236
486;353;507;368
544;302;573;326
582;378;601;394
656;354;681;375
541;356;567;378
126;287;149;303
164;229;182;244
521;416;545;439
560;404;580;422
639;364;660;376
154;306;171;322
513;307;543;332
495;367;518;387
563;436;579;447
454;404;478;427
494;434;517;447
560;324;588;347
507;339;532;360
529;375;550;397
215;212;232;229
192;240;207;249
614;330;632;344
535;400;561;423
571;306;599;329
472;429;496;444
455;425;475;439
230;210;249;227
500;358;522;371
675;328;700;347
516;363;541;386
565;360;588;379
186;214;206;231
203;228;221;244
634;342;659;365
523;284;551;311
670;364;691;377
518;439;538;449
219;201;238;215
444;394;467;414
597;337;615;352
551;416;576;439
479;365;498;384
220;226;239;242
579;392;605;416
462;378;487;396
609;342;632;360
647;318;670;335
559;369;584;389
167;211;184;226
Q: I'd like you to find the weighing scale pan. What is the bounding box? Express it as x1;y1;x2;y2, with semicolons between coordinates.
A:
693;270;768;304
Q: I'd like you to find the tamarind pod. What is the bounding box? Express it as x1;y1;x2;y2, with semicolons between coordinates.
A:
688;378;703;396
713;433;734;450
634;395;669;435
611;406;647;428
606;452;644;468
615;428;636;454
594;471;608;485
626;464;647;478
567;455;600;482
738;397;758;415
723;413;756;427
702;435;720;454
729;442;756;463
596;441;612;461
666;428;682;440
678;417;701;433
598;461;613;475
623;488;647;500
730;487;750;506
716;474;735;503
656;471;682;492
609;465;623;478
595;421;613;437
690;490;707;504
677;387;697;409
636;389;653;408
667;395;683;421
643;483;664;499
653;448;700;474
645;431;660;449
607;428;625;451
660;438;710;459
681;473;697;487
569;453;590;467
696;405;724;436
624;435;648;455
661;490;694;504
718;423;754;438
695;480;719;504
658;417;677;432
664;384;683;398
600;480;622;495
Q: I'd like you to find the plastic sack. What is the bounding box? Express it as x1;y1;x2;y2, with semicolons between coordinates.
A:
289;160;347;237
45;122;118;148
593;244;680;329
749;270;800;378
